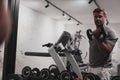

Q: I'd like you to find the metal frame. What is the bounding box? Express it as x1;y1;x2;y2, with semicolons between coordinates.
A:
2;0;20;80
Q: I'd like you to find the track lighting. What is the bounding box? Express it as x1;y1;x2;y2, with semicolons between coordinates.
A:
88;0;93;4
44;0;83;25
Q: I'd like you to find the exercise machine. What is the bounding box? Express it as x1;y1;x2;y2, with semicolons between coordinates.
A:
43;31;83;80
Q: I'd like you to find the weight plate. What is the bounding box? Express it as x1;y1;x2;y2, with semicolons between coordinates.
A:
59;70;72;80
83;73;100;80
31;68;41;78
40;68;50;80
22;66;31;78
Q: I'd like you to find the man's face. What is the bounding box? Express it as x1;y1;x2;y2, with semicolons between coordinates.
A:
93;11;106;27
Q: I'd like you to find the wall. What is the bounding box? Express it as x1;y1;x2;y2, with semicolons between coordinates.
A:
15;4;65;74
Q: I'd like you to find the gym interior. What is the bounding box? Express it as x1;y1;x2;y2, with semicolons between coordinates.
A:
0;0;120;80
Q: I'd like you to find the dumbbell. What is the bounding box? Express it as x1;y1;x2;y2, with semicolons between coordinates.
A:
86;29;106;41
21;66;32;78
59;70;72;80
83;73;100;80
86;29;93;40
49;64;60;79
31;68;41;79
40;68;51;80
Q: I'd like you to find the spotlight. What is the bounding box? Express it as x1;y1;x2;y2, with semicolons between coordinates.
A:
68;17;71;21
45;2;49;8
88;0;93;4
62;12;66;17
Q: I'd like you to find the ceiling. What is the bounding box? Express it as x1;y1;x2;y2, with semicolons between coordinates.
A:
20;0;120;25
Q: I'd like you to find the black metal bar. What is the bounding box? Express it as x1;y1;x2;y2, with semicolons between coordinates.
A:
88;0;100;8
45;0;83;25
2;0;20;80
25;52;65;57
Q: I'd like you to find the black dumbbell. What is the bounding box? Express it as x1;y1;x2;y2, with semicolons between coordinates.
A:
21;66;32;78
49;64;60;79
83;73;100;80
31;68;41;78
86;29;93;40
86;29;106;41
40;68;50;80
59;70;72;80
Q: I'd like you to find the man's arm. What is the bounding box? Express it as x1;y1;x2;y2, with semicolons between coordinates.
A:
0;0;11;45
96;41;113;55
94;27;117;55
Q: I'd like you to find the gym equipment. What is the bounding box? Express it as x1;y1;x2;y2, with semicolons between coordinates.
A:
66;30;88;73
43;31;83;80
83;73;100;80
86;29;93;40
31;67;41;78
48;64;60;79
21;66;32;78
73;30;85;48
59;70;73;80
40;68;50;80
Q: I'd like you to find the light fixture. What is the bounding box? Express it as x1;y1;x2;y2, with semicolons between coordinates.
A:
88;0;93;4
44;0;83;25
68;16;71;21
62;12;66;17
45;1;49;8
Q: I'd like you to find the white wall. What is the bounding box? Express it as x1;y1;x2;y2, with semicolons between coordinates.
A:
15;4;65;74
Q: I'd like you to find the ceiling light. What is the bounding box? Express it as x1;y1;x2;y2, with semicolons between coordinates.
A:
88;0;93;4
45;1;49;8
62;12;66;17
68;17;71;21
